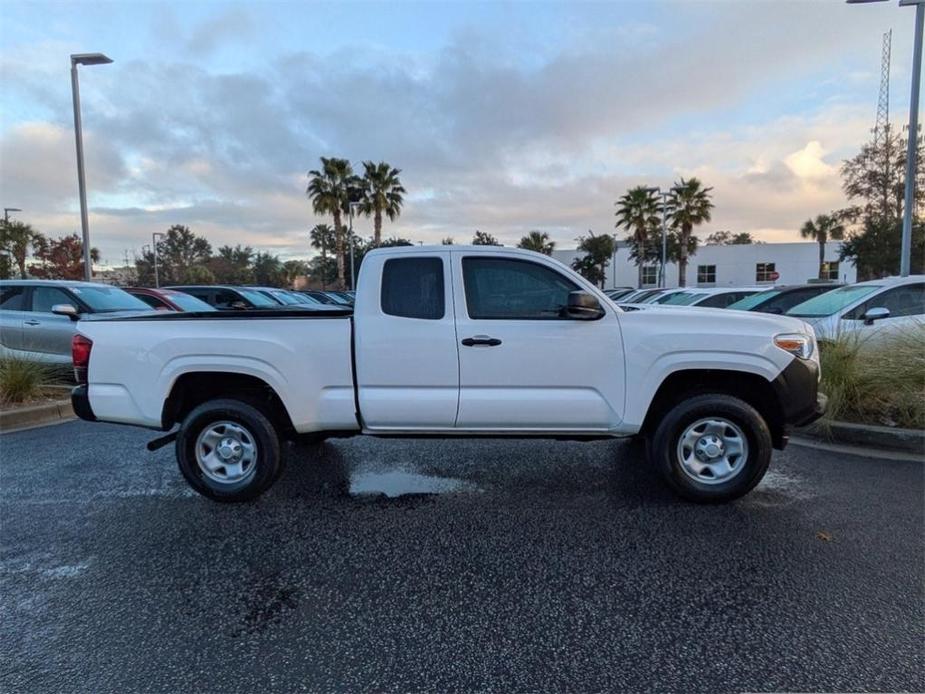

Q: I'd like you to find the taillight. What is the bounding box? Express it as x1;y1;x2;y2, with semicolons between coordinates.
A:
72;334;92;384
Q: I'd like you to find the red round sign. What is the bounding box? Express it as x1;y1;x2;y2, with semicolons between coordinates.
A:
769;271;780;281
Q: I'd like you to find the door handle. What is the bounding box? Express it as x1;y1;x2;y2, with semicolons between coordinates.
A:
461;335;502;347
24;320;40;326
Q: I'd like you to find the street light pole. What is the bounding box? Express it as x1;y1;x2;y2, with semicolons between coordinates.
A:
4;207;21;224
151;232;164;288
70;53;113;282
348;201;361;291
901;1;924;276
659;193;669;288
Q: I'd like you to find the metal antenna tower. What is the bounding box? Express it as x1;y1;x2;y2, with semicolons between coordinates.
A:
874;29;892;145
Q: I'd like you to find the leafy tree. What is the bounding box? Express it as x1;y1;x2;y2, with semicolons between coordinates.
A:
29;234;99;280
441;237;455;245
668;177;713;287
839;218;925;279
705;230;754;245
615;186;660;288
307;255;337;287
253;252;284;286
135;224;212;286
0;253;12;280
517;230;555;255
359;161;405;247
571;231;614;288
307;157;362;290
841;123;924;224
208;245;254;285
185;265;215;284
800;214;846;280
0;220;45;279
472;230;501;246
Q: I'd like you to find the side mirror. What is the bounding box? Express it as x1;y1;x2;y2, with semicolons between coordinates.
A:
863;306;890;325
51;304;80;322
565;291;605;320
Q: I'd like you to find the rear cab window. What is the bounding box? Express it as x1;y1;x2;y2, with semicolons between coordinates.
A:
381;257;445;319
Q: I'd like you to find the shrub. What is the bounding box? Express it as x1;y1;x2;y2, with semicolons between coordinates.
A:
819;326;925;429
0;357;56;405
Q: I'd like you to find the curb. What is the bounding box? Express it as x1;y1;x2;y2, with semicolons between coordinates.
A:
0;399;75;433
797;419;924;455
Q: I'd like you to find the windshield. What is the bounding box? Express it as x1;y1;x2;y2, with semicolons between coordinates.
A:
787;284;882;317
267;290;302;305
662;292;700;306
68;285;151;312
163;292;216;312
650;291;684;304
727;289;780;311
237;288;279;307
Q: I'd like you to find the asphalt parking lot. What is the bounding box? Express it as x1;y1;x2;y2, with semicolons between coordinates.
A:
1;420;923;694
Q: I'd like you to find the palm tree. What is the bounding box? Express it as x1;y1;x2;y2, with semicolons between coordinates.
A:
800;213;845;279
0;220;44;279
668;178;714;287
307;158;359;290
517;230;555;255
360;161;405;247
615;186;659;288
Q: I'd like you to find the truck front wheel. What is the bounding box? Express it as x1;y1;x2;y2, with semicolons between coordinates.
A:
176;399;283;502
649;394;771;503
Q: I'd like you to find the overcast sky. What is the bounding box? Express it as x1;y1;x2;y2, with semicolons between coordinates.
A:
0;0;918;265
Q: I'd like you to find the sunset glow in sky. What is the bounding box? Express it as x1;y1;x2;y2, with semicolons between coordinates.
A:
0;0;917;264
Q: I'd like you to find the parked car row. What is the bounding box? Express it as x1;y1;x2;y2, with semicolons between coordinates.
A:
0;280;356;366
604;275;924;341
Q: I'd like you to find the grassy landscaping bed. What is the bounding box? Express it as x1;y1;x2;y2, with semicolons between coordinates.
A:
818;328;925;431
0;357;70;411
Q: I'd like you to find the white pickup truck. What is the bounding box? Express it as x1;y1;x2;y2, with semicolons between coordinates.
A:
67;246;825;503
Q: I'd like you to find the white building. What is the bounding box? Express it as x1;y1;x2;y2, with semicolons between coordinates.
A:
552;241;855;289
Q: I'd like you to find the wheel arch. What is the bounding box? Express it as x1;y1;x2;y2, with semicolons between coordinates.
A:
162;371;296;436
639;368;787;449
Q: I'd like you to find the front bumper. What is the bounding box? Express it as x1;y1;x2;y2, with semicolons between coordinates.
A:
71;385;97;422
769;357;827;447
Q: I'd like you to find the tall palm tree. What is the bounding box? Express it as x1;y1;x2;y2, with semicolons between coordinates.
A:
0;220;44;279
800;213;845;279
668;177;714;287
517;230;555;255
360;161;405;247
307;157;358;290
615;186;659;288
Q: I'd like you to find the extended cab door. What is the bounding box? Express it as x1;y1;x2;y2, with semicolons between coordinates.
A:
354;251;459;430
452;251;625;432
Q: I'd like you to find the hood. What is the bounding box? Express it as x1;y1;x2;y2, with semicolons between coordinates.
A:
621;304;813;335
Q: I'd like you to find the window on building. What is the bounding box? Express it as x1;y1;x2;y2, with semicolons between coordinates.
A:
697;265;716;285
381;257;445;320
820;261;839;281
462;257;577;320
756;262;776;282
641;266;658;286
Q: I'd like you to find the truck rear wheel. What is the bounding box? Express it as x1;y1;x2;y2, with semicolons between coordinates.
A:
176;399;283;502
649;394;771;503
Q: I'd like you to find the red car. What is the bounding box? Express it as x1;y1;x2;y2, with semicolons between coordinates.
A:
124;287;216;312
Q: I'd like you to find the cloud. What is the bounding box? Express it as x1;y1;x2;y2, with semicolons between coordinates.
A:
0;2;886;263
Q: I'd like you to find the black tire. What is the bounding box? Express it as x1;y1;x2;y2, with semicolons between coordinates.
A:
648;393;772;503
176;399;283;502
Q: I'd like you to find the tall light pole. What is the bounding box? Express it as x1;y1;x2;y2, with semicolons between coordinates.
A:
70;52;113;282
151;232;164;288
4;207;21;224
848;0;924;276
348;201;361;290
644;186;679;287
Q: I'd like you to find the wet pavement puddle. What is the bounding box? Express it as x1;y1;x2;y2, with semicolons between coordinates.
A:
348;470;479;498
